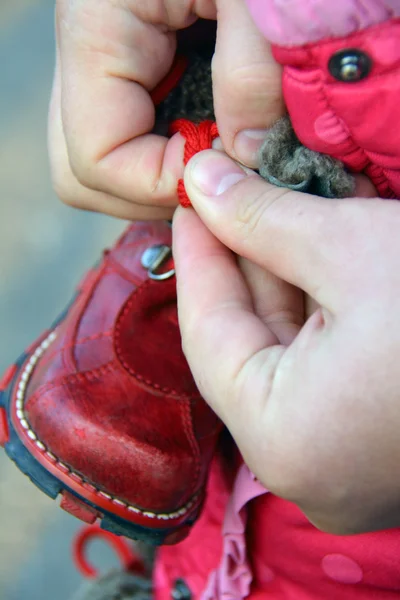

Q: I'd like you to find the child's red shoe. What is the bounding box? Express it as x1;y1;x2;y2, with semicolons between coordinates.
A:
0;220;221;545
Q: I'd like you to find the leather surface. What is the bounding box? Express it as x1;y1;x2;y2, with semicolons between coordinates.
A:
24;221;222;512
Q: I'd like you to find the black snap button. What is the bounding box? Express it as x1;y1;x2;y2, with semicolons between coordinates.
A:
171;579;191;600
328;49;372;82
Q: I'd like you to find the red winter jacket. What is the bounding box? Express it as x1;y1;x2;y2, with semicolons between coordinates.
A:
272;19;400;200
154;451;400;599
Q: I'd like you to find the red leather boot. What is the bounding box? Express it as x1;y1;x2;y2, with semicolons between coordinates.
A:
0;220;222;545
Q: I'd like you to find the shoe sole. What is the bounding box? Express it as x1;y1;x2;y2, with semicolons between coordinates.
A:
0;301;202;546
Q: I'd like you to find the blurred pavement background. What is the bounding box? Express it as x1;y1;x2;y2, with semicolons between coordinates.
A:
0;2;126;597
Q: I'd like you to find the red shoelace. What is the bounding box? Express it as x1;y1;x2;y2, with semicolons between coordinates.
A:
151;55;219;208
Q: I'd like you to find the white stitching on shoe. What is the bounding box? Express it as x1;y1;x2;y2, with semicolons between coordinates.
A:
15;330;198;522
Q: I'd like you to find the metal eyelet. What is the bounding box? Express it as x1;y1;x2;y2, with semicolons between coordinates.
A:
171;579;191;600
141;244;175;281
328;48;372;83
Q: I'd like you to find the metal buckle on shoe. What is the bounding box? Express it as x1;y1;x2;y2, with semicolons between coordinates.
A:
141;244;175;281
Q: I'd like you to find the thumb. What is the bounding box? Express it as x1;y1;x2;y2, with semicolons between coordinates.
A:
184;150;377;305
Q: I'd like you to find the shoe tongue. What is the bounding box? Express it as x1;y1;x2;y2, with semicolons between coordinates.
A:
115;276;201;397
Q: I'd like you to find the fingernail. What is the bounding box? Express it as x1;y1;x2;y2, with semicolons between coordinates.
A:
234;129;268;167
212;137;223;151
189;151;247;196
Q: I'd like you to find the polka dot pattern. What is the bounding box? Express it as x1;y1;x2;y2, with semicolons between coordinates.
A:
322;554;363;584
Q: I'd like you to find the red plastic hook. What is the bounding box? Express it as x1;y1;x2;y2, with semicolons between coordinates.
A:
73;525;145;579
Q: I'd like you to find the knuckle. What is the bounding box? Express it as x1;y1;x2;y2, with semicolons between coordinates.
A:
235;185;288;241
214;59;281;107
235;188;266;237
68;149;97;189
50;155;86;208
51;172;79;207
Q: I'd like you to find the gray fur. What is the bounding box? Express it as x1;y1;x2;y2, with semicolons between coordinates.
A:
70;571;152;600
156;53;355;199
259;116;355;198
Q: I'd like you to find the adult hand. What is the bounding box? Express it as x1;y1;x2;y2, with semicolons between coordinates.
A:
172;149;400;536
49;0;283;220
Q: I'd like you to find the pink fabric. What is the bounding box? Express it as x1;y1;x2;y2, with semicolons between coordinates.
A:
154;457;230;600
154;459;267;600
247;493;400;597
245;0;400;46
272;19;400;199
155;449;400;599
201;464;267;600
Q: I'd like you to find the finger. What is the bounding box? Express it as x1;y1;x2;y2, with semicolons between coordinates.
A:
184;150;379;305
239;258;304;345
48;41;174;220
173;206;285;426
244;0;282;43
213;0;285;168
173;205;347;496
56;0;212;208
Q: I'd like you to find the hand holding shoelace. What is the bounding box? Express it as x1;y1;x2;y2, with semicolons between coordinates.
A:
49;0;283;220
172;149;400;536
